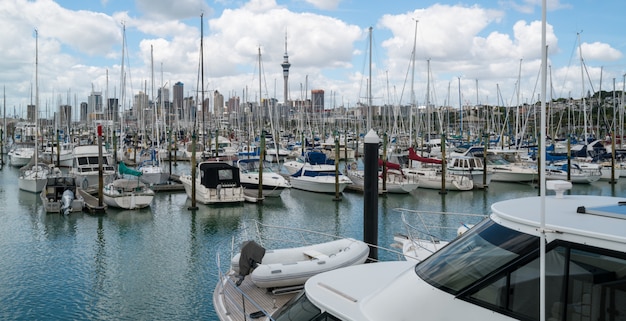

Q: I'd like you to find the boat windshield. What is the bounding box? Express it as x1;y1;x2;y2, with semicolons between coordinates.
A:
415;219;538;295
271;291;341;321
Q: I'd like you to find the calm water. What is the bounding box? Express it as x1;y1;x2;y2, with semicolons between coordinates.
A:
0;162;624;320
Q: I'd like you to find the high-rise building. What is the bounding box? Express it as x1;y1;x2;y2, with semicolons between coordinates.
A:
88;91;102;114
214;90;224;116
107;98;119;122
134;91;149;112
80;102;88;122
311;89;324;113
173;82;184;120
27;104;36;122
157;87;169;106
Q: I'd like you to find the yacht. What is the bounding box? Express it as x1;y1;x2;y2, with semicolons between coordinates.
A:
69;145;116;190
179;161;245;204
217;181;626;320
290;157;352;194
235;158;291;198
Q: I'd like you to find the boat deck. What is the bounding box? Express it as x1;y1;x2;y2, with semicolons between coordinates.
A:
213;271;300;321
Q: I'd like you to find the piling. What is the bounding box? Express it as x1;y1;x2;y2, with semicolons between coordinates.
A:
363;129;379;261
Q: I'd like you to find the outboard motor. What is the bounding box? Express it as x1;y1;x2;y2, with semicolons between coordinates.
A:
236;240;266;286
60;189;74;215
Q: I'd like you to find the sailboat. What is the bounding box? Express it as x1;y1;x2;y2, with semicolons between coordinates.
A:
103;162;155;209
137;46;169;186
19;29;50;193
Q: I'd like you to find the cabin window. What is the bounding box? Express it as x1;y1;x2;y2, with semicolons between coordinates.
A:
415;219;538;294
465;244;626;321
218;169;233;180
269;291;343;320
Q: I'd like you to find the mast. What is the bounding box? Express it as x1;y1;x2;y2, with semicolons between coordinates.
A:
410;19;417;148
539;0;548;320
578;32;587;142
201;13;206;149
34;28;39;167
367;26;372;131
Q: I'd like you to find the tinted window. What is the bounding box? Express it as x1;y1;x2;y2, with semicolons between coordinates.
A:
467;245;626;321
416;219;538;294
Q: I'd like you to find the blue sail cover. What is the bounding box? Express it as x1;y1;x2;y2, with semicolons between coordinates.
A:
306;151;334;165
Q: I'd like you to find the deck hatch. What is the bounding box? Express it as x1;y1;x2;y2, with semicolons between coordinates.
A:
577;202;626;220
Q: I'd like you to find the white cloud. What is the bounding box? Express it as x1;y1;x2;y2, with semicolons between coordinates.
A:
136;0;212;19
304;0;342;10
581;42;623;62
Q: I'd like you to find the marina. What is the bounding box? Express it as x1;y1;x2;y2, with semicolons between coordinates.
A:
1;160;625;320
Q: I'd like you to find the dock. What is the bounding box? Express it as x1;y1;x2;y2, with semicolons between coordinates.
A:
78;188;107;214
150;174;185;192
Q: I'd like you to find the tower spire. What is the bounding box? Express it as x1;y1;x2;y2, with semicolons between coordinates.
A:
281;31;291;106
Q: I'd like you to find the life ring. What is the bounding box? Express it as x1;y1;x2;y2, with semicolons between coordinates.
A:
347;161;358;171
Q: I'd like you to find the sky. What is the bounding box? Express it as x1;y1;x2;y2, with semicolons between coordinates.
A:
1;0;625;120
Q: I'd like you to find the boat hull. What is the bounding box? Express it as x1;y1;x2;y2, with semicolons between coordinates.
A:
179;175;245;204
18;176;47;193
289;175;351;193
231;238;369;289
103;179;155;209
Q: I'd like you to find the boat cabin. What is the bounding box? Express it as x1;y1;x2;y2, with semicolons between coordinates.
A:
199;162;241;189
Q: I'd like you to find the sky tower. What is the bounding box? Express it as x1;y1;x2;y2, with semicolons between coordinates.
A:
281;32;290;106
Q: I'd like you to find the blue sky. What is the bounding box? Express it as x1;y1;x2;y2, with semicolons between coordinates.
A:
0;0;624;119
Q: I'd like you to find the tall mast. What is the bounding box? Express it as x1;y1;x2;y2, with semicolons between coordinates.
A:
578;32;588;142
34;28;39;164
367;26;372;131
201;13;205;148
410;19;417;147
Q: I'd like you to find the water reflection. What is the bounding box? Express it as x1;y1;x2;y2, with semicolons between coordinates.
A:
2;163;625;320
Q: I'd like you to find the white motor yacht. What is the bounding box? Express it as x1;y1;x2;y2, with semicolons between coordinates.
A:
239;181;626;320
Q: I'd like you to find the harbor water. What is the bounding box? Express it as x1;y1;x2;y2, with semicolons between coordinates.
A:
0;162;624;320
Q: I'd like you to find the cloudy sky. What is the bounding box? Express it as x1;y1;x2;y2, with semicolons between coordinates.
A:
0;0;624;119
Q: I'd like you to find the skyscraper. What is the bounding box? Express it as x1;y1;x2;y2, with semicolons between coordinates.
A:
173;82;184;120
311;89;324;113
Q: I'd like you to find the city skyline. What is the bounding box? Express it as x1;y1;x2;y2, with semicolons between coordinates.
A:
1;0;624;121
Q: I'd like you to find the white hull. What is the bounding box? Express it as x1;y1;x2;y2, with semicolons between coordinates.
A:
18;165;50;193
8;149;33;167
290;175;351;193
490;169;538;182
237;161;291;197
346;170;418;194
405;168;473;191
41;153;73;167
282;160;304;175
103;193;154;209
179;175;244;204
393;234;449;262
231;238;369;289
138;163;170;185
103;179;155;209
18;175;47;193
599;167;622;180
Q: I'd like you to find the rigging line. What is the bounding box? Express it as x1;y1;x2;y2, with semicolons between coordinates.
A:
556;31;584;99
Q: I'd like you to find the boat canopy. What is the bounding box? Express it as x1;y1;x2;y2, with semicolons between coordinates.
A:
119;161;142;177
